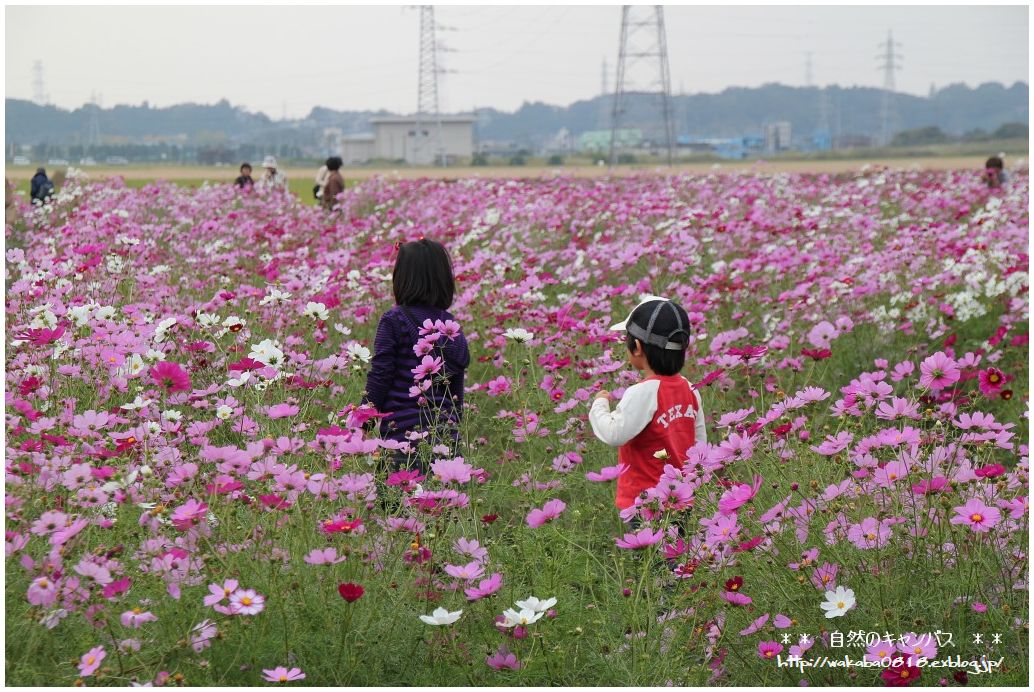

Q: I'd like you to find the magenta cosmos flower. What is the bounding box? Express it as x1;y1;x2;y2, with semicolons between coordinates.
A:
585;464;627;482
949;499;1001;533
757;641;783;660
262;667;306;683
526;498;566;528
918;352;960;390
78;645;106;676
169;498;208;531
486;644;522;670
150;361;192;393
464;572;503;601
978;368;1006;396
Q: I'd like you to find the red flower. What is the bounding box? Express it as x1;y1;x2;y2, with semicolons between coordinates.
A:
881;658;922;686
480;514;499;525
724;576;743;592
801;347;833;360
974;464;1006;479
337;582;364;603
150;361;192;393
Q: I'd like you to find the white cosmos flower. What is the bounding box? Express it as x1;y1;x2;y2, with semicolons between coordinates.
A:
504;327;533;343
196;312;221;328
347;344;371;363
499;608;544;628
514;596;557;613
333;323;352;336
215;405;234;421
162;409;182;422
259;288;292;306
221;316;245;331
249;339;284;369
820;586;856;619
120;395;154;411
303;302;329;321
227;372;252;388
418;607;463;626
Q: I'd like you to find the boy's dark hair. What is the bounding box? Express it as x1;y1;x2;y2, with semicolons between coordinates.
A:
326;156;343;171
392;238;455;310
240;162;252;172
625;300;691;376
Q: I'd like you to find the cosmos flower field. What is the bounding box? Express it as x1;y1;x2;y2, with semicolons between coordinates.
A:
4;167;1029;686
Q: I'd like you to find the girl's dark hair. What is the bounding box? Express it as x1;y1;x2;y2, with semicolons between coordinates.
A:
392;238;455;310
240;162;252;171
326;156;343;171
985;156;1004;170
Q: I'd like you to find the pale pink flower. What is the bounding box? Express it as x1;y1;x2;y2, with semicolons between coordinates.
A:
526;498;566;528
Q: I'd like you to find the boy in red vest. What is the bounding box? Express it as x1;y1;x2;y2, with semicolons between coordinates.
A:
589;296;706;515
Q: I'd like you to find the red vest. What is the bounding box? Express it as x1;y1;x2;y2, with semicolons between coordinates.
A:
615;375;699;509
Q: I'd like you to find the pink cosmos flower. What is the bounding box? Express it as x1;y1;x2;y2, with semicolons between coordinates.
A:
865;639;898;663
453;537;488;562
615;526;664;549
411;355;443;380
739;613;770;635
486;376;511;396
918;352;960;390
229;588;265;616
811;562;838;590
486;645;522;670
444;561;485;581
190;620;218;653
757;641;783;660
720;590;753;605
431;456;474;484
949;499;1001;533
585;464;628;482
27;576;59;607
897;632;938;663
464;572;504;601
169;498;208;531
150;361;191;393
120;609;158;628
807;321;837;348
526;499;566;528
717;475;762;515
811;431;853;456
266;403;300;419
303;547;347;565
262;667;306;683
911;476;948;495
846;517;893;549
78;645;106;677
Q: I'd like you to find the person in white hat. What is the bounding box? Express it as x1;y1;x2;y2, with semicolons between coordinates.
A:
588;296;707;520
257;155;287;191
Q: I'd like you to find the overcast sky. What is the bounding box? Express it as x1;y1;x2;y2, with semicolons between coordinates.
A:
5;4;1029;119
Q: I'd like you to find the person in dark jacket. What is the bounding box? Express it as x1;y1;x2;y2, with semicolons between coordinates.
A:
30;168;54;203
321;156;345;210
234;162;254;189
362;238;470;472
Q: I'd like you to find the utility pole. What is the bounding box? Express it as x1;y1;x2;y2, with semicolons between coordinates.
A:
609;5;675;166
87;91;102;149
32;60;46;105
597;56;610;129
804;51;813;88
414;6;444;166
877;30;903;147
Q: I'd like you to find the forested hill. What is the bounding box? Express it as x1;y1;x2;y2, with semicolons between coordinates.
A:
6;81;1028;147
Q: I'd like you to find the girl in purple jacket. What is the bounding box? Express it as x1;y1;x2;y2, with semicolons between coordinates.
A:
363;238;470;471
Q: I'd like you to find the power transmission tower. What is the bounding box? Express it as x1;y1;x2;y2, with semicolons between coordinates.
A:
414;5;444;166
877;30;903;147
87;91;102;149
32;60;46;105
609;5;675;166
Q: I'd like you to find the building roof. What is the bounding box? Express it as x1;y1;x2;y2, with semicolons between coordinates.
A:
341;134;375;142
369;115;477;125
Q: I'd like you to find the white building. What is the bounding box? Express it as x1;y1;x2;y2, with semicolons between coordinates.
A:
341;134;375;165
369;115;476;165
762;121;792;153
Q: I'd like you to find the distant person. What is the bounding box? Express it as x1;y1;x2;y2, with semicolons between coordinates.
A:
234;162;254;189
313;163;329;201
257;155;287;191
983;154;1008;189
321;156;345;211
30;167;55;204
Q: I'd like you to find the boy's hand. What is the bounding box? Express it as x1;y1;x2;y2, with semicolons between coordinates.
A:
594;390;614;403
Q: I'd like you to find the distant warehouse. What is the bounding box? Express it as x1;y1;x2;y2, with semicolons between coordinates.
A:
342;115;475;166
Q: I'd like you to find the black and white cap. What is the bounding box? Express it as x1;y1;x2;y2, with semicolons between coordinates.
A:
609;296;691;351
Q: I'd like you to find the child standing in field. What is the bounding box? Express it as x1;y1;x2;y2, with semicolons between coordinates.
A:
589;296;706;515
363;238;470;471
